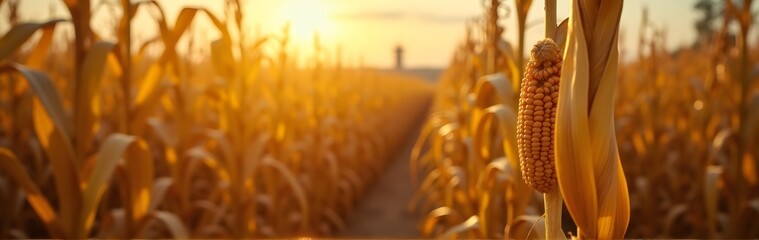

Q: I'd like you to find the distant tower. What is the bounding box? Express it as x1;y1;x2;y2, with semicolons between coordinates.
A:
395;45;404;70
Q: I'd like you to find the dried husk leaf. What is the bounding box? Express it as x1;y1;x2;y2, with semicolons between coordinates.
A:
554;0;629;238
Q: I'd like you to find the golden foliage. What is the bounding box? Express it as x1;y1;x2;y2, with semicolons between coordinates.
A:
0;0;432;238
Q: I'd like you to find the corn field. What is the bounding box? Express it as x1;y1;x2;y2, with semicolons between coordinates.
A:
0;0;431;238
2;0;759;239
410;0;759;239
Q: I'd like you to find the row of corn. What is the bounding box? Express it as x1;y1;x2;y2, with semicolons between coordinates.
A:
0;0;432;238
411;0;758;239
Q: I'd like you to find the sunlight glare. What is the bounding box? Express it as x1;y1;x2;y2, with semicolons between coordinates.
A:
279;0;336;45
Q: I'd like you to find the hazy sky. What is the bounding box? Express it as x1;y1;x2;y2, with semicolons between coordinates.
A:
0;0;738;68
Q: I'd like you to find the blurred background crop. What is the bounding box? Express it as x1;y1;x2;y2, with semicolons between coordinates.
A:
0;0;758;239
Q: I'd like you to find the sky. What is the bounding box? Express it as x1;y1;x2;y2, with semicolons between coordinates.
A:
0;0;733;69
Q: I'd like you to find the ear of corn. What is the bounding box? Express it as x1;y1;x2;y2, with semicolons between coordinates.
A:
518;39;561;193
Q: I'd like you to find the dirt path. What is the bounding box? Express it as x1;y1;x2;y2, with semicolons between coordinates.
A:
341;112;426;238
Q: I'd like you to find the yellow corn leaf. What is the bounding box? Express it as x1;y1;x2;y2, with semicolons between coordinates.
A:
149;211;189;239
79;133;148;237
127;0;156;20
171;8;198;40
409;168;441;214
662;204;688;237
441;215;480;239
475;157;511;237
124;139;153;227
589;37;624;240
509;215;546;239
74;41;116;157
196;7;235;76
159;7;199;63
516;0;534;19
473;73;516;117
554;18;569;51
133;63;165;108
33;101;81;237
197;8;229;38
323;151;340;190
202;130;235;175
555;0;629;238
0;19;65;61
131;80;171;133
484;106;518;171
132;6;207;108
496;40;522;92
473;105;520;186
411;112;448;185
421;206;453;237
476;157;511;193
2;63;80;236
261;156;310;232
105;52;122;77
0;148;62;238
149;177;173;211
586;1;623;104
1;63;73;136
712;129;736;154
133;36;160;64
614;159;630;237
323;208;347;233
475;104;534;230
243;133;271;180
99;209;127;238
26;24;58;69
211;38;236;79
555;1;598;237
705;165;723;238
185;147;230;183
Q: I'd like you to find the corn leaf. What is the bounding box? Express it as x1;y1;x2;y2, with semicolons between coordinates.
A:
440;215;480;239
554;18;569;51
150;211;189;239
79;133;144;237
0;19;66;61
1;63;73;136
0;148;62;238
33;101;81;237
148;177;173;211
705;165;723;237
26;23;58;69
421;206;453;237
74;41;116;157
124;139;153;227
1;63;80;237
555;0;598;236
508;215;546;239
132;64;166;108
261;156;310;232
555;0;629;238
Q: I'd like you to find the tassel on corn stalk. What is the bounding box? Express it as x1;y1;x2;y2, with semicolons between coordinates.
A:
554;0;630;239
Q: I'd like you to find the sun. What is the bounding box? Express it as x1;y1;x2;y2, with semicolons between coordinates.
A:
278;0;336;45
